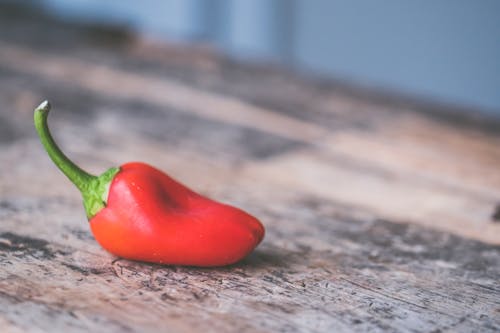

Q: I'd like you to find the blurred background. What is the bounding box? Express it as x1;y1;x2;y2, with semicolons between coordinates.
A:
4;0;500;117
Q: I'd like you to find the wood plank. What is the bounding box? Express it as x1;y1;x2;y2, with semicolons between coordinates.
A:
2;41;498;244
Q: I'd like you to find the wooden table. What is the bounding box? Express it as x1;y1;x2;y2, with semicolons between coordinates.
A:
0;5;499;333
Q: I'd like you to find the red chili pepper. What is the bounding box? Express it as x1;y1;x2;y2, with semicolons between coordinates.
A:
34;101;264;267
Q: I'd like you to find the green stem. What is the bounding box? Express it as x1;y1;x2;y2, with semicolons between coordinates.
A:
34;101;95;192
34;101;120;219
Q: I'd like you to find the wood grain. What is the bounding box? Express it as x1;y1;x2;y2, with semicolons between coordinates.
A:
0;5;499;333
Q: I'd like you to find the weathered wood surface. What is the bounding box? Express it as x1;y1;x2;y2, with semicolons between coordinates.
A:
0;5;499;333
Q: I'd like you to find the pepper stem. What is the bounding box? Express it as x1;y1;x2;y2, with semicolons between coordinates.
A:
34;101;119;219
34;101;94;191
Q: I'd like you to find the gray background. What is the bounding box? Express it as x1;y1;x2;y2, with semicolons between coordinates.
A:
37;0;500;116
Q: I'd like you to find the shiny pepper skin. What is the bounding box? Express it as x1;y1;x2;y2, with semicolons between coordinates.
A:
34;101;265;267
